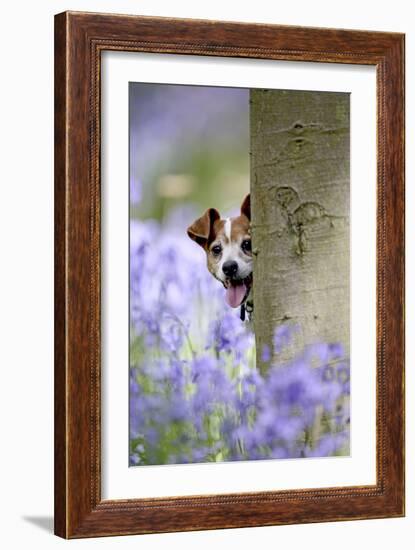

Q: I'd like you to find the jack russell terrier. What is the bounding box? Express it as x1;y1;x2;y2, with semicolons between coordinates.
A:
187;194;253;320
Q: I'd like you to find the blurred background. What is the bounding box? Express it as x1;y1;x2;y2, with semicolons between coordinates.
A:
129;83;250;223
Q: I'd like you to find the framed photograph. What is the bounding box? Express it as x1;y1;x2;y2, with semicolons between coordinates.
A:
54;11;405;538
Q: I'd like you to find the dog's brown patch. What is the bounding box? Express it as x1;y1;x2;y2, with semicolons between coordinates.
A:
230;215;250;242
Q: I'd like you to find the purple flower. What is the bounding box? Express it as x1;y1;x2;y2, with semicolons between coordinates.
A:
130;176;142;205
261;344;271;362
129;209;350;465
273;324;298;354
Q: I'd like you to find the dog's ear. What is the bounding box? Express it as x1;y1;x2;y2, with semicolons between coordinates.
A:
187;208;220;249
241;194;250;221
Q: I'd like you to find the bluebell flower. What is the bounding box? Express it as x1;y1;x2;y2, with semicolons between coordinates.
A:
129;208;350;466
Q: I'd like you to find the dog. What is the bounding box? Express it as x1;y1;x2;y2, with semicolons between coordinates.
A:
187;194;253;320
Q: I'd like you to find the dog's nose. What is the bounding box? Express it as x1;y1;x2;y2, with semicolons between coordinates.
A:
222;260;238;277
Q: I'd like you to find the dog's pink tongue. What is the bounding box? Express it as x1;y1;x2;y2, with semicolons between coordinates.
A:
225;282;247;308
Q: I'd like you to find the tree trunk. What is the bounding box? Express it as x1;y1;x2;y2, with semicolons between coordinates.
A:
250;89;350;372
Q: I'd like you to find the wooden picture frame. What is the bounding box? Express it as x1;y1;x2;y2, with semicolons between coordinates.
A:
54;11;405;538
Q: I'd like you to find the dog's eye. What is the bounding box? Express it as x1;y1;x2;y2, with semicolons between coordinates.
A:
211;245;222;256
241;239;251;253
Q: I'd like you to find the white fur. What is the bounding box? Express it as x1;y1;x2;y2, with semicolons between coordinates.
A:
224;218;231;240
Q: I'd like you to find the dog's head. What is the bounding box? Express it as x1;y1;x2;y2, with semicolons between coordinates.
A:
187;194;252;308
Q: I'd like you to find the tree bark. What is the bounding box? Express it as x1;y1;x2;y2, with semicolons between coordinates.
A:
250;89;350;371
